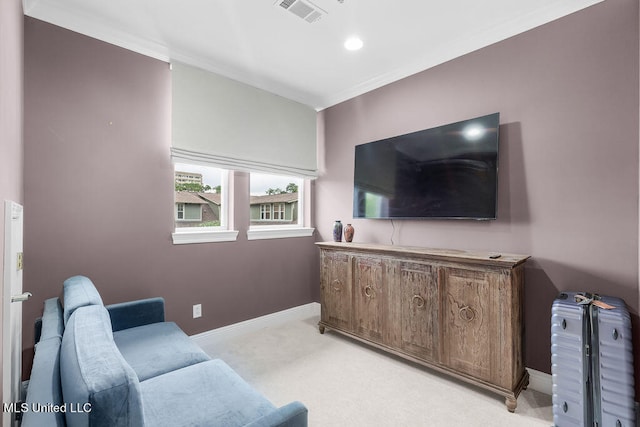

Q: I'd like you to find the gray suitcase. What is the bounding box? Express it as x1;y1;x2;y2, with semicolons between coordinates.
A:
551;292;635;427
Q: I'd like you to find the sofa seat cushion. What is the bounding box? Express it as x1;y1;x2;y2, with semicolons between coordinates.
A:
61;305;143;427
113;321;210;381
141;359;276;427
62;275;104;326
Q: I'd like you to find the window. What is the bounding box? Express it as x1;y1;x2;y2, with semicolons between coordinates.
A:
249;173;301;226
260;204;271;220
258;203;286;221
247;172;313;240
172;166;313;243
172;163;238;244
175;202;203;222
273;203;285;220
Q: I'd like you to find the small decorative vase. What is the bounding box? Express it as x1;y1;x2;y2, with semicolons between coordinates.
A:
344;224;354;242
332;220;343;242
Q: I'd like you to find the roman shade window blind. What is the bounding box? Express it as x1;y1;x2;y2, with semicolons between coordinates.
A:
171;62;318;178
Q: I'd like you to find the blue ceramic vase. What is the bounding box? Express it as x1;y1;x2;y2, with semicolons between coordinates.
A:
332;220;343;242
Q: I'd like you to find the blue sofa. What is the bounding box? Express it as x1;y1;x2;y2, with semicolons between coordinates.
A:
22;275;308;427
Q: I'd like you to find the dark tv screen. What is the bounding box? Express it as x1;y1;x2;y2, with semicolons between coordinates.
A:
353;113;499;220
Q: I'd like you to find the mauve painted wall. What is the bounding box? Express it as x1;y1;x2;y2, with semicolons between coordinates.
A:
18;0;640;392
316;0;639;377
0;0;24;392
22;18;318;372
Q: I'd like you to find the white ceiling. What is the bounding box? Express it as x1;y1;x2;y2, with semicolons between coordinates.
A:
23;0;602;111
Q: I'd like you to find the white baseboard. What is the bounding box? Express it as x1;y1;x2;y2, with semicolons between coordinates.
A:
191;301;553;396
190;302;320;347
527;368;552;395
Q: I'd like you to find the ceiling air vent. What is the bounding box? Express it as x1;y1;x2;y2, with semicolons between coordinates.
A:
276;0;327;23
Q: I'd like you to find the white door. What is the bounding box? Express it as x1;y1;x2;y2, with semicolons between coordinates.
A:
2;201;29;427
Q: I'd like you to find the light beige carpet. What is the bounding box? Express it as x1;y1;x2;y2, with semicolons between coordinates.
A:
201;314;553;427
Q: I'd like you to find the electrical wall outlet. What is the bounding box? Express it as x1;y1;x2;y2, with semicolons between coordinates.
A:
193;304;202;319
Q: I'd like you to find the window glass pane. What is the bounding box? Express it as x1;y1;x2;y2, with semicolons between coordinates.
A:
250;173;301;226
174;163;224;229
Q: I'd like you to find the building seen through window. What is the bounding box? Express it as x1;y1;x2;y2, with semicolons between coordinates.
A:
250;173;301;226
174;167;303;230
174;164;224;229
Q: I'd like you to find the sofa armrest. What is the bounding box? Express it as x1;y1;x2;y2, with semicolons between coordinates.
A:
22;337;65;427
106;297;165;332
243;401;308;427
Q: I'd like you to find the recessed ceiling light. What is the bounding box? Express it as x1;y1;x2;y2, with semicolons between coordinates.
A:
344;36;363;51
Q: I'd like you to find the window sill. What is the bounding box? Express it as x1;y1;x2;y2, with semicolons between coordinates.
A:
172;229;239;245
247;227;315;241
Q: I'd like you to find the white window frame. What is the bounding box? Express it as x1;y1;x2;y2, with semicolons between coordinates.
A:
247;175;314;241
172;165;238;244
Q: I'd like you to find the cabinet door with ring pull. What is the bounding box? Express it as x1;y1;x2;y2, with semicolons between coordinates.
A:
391;261;439;362
353;256;386;343
441;267;509;385
320;251;352;332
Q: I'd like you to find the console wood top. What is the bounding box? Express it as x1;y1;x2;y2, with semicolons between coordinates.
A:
316;242;530;268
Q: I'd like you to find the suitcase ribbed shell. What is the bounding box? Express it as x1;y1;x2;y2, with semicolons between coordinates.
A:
552;292;589;426
593;295;635;427
551;292;636;427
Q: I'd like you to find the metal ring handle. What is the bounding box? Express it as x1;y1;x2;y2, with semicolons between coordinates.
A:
412;295;425;308
364;285;373;298
332;279;342;292
459;305;476;322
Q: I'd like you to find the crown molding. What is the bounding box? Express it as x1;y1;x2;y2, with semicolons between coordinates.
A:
317;0;605;109
23;0;604;111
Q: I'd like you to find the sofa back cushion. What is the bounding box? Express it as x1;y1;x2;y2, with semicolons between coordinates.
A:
63;276;104;326
61;305;143;427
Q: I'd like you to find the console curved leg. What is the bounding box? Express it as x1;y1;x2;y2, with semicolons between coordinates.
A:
318;324;325;334
505;396;517;413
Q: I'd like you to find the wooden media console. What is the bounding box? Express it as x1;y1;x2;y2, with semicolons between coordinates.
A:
317;242;530;412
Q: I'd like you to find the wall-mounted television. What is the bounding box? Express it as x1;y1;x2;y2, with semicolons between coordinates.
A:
353;113;500;220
